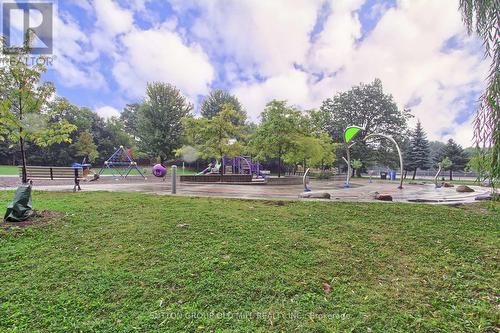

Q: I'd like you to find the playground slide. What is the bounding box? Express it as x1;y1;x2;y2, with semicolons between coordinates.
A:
197;161;221;175
197;166;211;175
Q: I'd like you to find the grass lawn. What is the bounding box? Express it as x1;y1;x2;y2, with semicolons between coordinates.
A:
0;165;18;175
0;192;498;332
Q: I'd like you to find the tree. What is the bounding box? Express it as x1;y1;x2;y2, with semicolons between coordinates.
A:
283;133;337;170
351;159;363;177
120;103;140;137
200;89;246;125
467;149;498;191
436;156;453;181
73;131;98;162
0;32;76;183
440;157;453;173
459;1;499;183
317;79;411;169
182;104;245;164
440;139;469;180
282;112;338;170
405;120;431;179
250;100;302;177
429;141;446;166
136;82;192;164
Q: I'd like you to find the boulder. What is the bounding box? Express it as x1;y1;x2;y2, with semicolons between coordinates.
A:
299;192;331;199
375;193;393;201
475;194;494;201
442;182;454;188
456;185;475;193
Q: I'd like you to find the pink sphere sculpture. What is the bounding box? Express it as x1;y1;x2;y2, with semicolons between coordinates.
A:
152;164;166;177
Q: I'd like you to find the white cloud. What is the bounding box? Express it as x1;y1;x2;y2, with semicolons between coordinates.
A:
95;106;120;119
94;1;133;37
112;27;214;100
307;0;365;73
214;0;486;147
176;0;322;77
233;69;312;120
329;0;487;146
50;9;105;89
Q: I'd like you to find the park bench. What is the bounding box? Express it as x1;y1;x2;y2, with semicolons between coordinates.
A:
19;166;84;192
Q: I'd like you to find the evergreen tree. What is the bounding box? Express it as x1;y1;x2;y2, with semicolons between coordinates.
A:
440;139;469;180
429;140;446;165
405;120;431;179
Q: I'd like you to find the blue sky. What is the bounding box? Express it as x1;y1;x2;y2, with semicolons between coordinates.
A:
2;0;489;146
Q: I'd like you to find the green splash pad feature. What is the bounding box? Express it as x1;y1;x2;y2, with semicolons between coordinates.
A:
344;126;364;144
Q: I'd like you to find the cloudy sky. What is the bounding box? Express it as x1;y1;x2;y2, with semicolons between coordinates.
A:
13;0;490;146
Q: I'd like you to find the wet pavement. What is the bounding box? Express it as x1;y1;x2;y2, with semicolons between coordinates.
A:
0;176;492;204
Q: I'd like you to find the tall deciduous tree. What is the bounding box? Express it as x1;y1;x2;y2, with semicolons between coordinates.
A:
121;103;140;137
405;120;431;179
182;104;245;163
74;131;98;162
200;89;246;125
250;100;302;177
459;0;499;183
317;79;411;169
137;82;192;164
0;33;76;183
283;133;337;170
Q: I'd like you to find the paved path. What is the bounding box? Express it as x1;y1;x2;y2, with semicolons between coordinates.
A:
0;176;491;204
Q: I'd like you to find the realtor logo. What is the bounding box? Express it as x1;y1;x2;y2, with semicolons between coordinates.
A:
2;1;53;54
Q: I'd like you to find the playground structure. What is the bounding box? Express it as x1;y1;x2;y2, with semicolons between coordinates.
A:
343;126;404;189
152;164;167;178
180;155;268;183
98;146;146;179
222;155;264;178
197;160;221;175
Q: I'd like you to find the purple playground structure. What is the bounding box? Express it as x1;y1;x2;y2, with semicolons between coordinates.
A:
180;155;265;183
222;155;264;178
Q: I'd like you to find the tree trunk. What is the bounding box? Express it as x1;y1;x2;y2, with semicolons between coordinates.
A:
20;134;27;183
412;169;417;180
449;169;453;181
356;168;361;177
277;155;281;178
19;93;27;184
220;154;224;175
